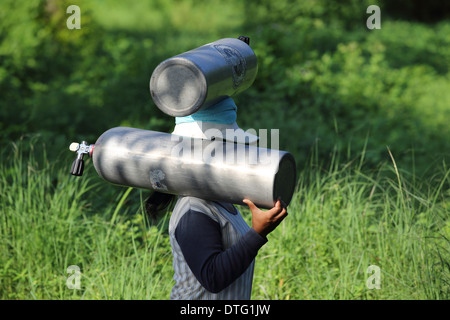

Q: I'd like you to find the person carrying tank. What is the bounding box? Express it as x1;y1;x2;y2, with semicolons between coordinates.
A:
145;96;288;300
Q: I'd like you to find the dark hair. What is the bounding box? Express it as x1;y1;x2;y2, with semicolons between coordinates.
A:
144;191;175;220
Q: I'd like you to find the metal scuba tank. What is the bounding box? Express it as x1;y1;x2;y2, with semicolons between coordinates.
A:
150;37;258;117
69;127;296;209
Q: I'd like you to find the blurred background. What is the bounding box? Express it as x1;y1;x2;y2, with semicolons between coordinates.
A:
1;0;449;173
0;0;449;300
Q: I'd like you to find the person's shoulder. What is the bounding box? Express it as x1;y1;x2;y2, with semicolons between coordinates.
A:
170;196;211;233
178;196;211;210
176;196;220;222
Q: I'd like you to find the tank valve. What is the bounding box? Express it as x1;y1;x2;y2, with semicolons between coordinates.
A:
69;141;94;176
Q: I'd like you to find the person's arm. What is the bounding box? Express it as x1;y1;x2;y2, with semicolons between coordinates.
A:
175;209;267;293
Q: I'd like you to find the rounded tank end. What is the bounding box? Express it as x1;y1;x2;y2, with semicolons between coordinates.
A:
150;58;207;117
273;153;297;207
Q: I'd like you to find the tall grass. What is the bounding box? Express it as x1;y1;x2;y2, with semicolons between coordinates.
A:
0;139;448;299
252;147;449;299
0;138;173;299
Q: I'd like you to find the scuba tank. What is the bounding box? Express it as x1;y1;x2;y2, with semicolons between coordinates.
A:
150;37;258;117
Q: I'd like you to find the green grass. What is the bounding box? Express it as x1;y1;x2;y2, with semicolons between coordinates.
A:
89;0;244;34
0;138;173;299
0;139;448;299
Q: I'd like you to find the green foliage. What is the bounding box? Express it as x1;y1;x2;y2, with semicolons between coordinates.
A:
381;0;450;22
0;0;245;145
236;10;450;173
1;0;448;174
252;149;449;299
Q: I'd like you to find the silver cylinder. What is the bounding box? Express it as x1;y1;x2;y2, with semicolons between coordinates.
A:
91;127;296;209
150;38;258;117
